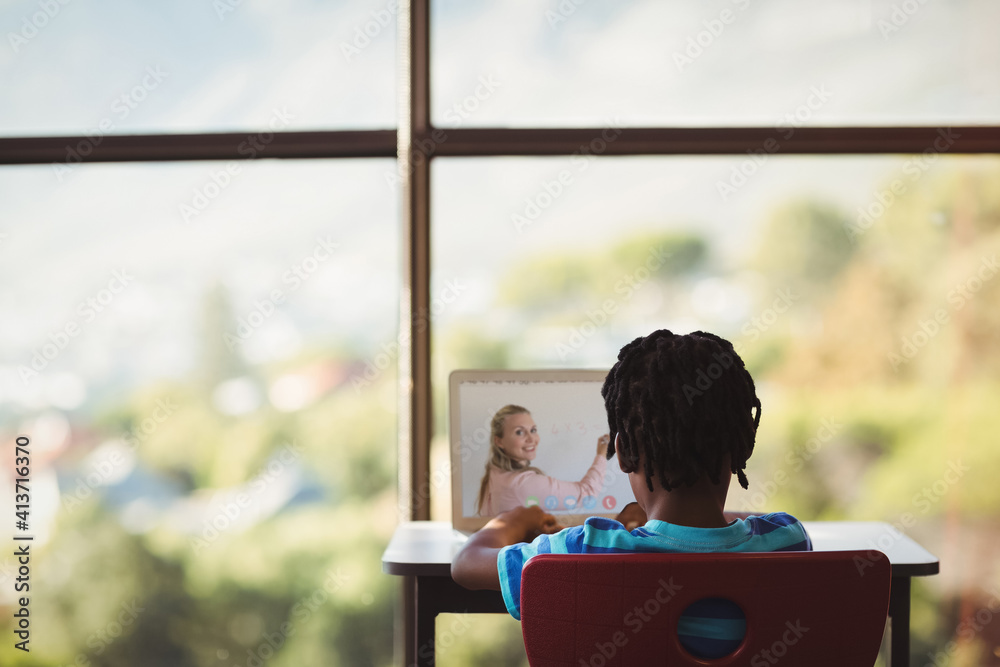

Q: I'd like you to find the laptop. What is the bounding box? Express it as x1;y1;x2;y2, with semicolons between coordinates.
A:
449;369;637;534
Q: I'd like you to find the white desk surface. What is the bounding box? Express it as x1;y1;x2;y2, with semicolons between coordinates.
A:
382;520;939;578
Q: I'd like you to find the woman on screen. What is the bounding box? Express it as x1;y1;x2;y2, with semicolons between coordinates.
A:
475;404;610;516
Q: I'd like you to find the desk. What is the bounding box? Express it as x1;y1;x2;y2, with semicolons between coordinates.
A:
383;521;939;667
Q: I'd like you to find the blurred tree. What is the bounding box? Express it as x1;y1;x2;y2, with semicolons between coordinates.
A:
3;345;399;667
497;231;707;316
3;504;197;667
752;199;855;299
199;283;249;389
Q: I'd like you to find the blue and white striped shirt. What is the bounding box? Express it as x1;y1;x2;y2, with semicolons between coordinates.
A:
498;513;812;659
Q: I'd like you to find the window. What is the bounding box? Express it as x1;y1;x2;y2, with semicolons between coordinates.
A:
1;0;395;135
431;1;1000;127
1;1;998;665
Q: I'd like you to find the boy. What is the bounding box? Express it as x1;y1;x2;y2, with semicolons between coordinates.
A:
451;329;811;658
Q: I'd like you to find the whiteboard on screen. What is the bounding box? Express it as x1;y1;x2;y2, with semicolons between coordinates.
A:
449;369;635;532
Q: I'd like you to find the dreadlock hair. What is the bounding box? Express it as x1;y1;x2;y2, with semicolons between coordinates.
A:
475;405;546;515
601;329;760;493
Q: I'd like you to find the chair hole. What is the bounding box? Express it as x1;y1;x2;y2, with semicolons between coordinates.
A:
677;597;746;661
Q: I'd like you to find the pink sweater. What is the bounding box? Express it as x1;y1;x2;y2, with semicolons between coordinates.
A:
479;454;608;516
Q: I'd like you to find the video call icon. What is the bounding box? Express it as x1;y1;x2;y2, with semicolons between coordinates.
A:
525;496;539;507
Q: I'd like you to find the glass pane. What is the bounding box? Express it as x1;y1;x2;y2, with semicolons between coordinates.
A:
433;154;1000;662
0;0;395;136
0;160;400;665
432;0;1000;127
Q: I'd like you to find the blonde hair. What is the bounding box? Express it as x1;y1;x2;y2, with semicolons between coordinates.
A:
475;404;545;515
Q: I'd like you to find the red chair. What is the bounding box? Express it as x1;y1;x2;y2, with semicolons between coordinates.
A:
520;550;890;666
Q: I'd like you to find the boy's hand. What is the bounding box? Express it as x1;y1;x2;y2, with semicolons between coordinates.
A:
596;434;610;457
452;505;563;591
492;505;563;543
615;502;647;531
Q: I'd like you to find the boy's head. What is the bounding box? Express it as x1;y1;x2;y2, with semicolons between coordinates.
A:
601;329;760;493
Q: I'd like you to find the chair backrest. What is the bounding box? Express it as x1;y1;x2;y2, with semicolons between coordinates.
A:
520;550;890;666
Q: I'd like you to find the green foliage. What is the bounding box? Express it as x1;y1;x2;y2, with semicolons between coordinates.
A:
6;505;197;667
496;231;707;316
753;199;855;295
5;351;398;667
293;388;396;500
435;614;528;667
610;233;707;277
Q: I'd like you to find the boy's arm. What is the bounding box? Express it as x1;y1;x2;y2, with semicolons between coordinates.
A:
452;506;562;590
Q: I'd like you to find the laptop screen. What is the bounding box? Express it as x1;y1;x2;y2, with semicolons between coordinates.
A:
449;369;636;532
